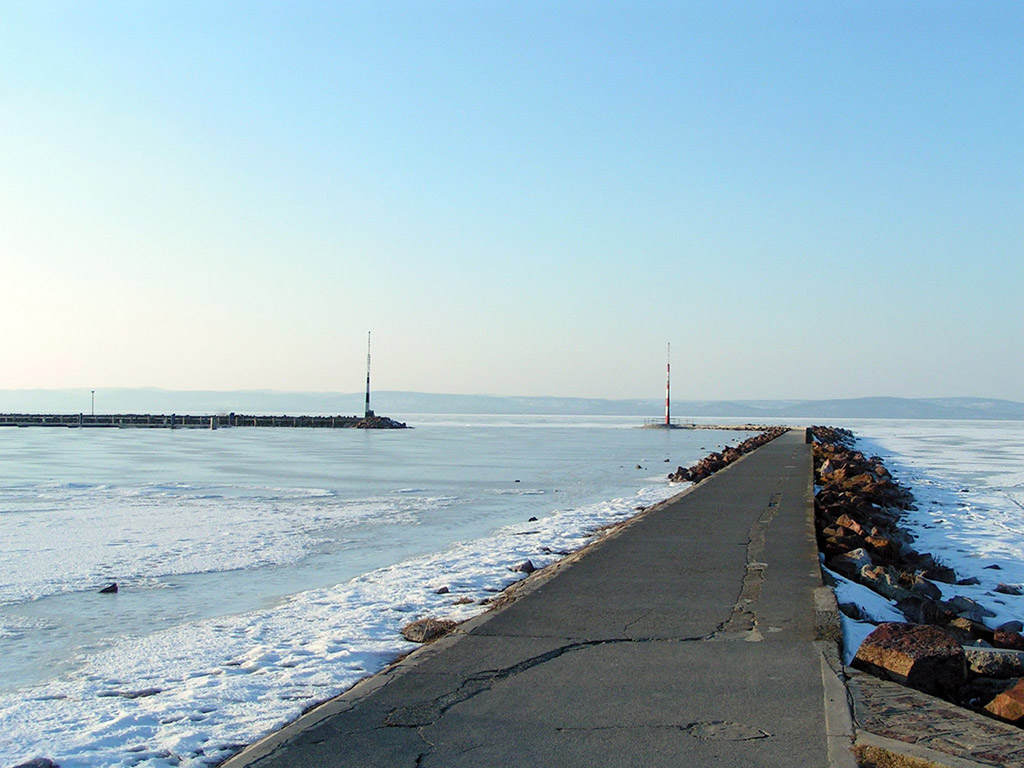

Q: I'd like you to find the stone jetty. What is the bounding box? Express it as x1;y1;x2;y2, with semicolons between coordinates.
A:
0;413;407;429
221;429;852;768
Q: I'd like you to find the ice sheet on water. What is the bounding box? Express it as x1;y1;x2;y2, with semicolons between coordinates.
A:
0;483;451;606
0;484;679;768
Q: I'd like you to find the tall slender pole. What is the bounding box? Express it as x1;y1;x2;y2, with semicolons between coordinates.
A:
664;343;670;426
364;332;373;418
91;390;95;417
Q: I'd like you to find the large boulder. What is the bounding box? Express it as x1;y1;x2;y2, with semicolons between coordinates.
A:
853;622;966;696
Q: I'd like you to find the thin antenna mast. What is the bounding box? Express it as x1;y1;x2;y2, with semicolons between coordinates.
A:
364;331;374;418
665;343;671;426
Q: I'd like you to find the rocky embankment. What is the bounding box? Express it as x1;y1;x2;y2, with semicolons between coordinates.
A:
812;426;1024;725
355;415;408;429
667;426;789;483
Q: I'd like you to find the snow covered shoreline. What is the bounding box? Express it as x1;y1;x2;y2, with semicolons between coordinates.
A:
812;424;1024;724
1;484;685;768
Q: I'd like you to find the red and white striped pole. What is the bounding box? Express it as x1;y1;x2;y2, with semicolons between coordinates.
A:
364;331;373;418
665;342;671;426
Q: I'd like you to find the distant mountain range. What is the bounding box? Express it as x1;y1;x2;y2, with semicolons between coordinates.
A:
0;389;1021;420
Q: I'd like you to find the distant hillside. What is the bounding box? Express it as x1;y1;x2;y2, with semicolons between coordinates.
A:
0;389;1021;420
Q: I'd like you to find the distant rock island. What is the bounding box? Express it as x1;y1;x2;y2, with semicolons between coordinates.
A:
0;390;1020;421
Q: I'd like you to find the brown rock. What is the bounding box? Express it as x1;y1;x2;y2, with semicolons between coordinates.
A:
853;622;966;695
834;514;864;536
401;617;458;644
985;678;1024;723
994;630;1024;651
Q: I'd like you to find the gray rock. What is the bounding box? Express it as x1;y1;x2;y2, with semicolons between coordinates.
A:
828;547;873;578
949;595;996;622
908;574;942;601
998;620;1024;633
400;618;458;644
859;564;912;602
964;647;1024;678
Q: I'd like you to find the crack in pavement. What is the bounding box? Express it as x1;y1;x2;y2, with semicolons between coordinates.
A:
387;490;788;737
623;610;653;635
385;641;605;727
709;492;782;642
384;634;708;729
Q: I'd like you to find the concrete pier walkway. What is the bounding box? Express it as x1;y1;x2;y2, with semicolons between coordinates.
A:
223;429;849;767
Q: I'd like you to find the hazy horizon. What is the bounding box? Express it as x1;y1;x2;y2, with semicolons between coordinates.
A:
2;387;1021;421
3;3;1021;402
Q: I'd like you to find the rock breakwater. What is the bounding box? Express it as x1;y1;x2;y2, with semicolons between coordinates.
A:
667;426;788;484
812;426;1024;726
355;415;408;429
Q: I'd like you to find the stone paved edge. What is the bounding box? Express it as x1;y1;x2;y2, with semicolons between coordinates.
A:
846;671;1024;768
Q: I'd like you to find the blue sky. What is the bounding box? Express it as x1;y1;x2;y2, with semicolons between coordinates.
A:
2;1;1021;401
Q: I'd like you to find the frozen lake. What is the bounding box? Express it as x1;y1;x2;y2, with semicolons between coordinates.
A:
0;416;1021;767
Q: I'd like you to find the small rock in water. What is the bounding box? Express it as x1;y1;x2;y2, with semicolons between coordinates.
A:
12;759;60;768
434;586;449;595
528;516;538;522
510;559;536;574
995;583;1023;596
957;576;981;586
99;582;118;594
985;564;1004;570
